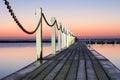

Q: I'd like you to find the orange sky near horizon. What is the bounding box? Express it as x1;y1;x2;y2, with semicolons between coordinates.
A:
0;0;120;39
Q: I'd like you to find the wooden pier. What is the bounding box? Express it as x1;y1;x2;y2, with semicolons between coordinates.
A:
2;42;120;80
2;1;120;80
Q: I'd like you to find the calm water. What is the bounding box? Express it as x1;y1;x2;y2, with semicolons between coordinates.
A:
0;43;58;79
0;43;120;79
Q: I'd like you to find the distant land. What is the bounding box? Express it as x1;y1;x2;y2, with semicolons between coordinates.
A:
79;38;120;44
0;38;120;44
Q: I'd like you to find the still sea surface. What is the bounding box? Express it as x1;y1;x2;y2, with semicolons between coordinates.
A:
0;43;58;79
0;43;120;79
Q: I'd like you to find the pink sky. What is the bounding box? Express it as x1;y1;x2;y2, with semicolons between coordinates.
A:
0;0;120;39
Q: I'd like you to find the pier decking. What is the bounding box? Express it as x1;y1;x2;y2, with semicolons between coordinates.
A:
2;42;120;80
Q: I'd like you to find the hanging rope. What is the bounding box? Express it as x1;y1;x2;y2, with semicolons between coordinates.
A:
3;0;74;36
3;0;41;34
42;13;66;33
42;13;56;27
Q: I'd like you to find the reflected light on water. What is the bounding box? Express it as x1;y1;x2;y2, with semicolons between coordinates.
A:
91;44;120;69
0;46;36;79
0;43;58;79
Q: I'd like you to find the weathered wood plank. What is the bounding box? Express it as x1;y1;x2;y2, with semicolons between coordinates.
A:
32;44;76;80
22;46;73;80
77;47;86;80
91;49;120;80
84;47;98;80
66;46;79;80
99;60;120;80
43;46;74;80
91;50;106;60
86;60;98;80
54;49;76;80
85;47;109;80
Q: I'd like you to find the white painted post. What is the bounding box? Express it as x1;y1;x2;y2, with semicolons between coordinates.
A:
51;18;56;55
36;8;42;62
73;36;75;44
71;36;73;45
58;23;61;51
61;26;64;49
71;34;73;45
65;30;67;48
69;33;71;46
67;30;69;47
70;33;72;45
64;29;66;48
72;34;74;44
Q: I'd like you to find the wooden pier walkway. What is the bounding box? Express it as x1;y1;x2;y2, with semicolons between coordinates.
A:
2;42;120;80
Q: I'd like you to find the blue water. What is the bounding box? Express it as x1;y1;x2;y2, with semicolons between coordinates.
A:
0;42;54;79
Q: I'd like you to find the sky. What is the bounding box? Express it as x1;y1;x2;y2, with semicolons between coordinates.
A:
0;0;120;40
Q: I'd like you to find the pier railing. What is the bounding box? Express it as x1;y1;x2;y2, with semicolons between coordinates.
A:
3;0;76;62
36;8;76;61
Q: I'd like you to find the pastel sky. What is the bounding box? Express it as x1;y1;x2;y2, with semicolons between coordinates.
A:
0;0;120;40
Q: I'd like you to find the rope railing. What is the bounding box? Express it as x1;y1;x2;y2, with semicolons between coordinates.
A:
3;0;42;34
3;0;77;62
3;0;74;36
42;12;68;34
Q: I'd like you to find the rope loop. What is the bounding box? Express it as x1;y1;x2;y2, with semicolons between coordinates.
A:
3;0;41;34
3;0;75;36
42;13;56;27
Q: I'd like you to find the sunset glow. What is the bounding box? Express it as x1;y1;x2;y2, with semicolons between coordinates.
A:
0;0;120;40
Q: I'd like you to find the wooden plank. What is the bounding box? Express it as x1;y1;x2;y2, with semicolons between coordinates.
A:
77;60;86;80
83;49;98;80
91;50;106;60
88;48;120;80
66;46;79;80
22;47;72;80
92;51;120;80
99;60;120;80
77;46;86;80
88;45;120;80
86;60;98;80
44;46;74;80
84;46;98;80
54;49;76;80
33;44;76;80
86;47;109;80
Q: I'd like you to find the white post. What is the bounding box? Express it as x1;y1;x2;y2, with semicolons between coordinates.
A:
63;32;66;48
64;29;66;48
69;33;72;45
51;18;56;55
73;36;75;44
36;8;42;62
67;30;70;47
65;29;67;48
71;36;72;45
61;26;64;49
58;23;61;51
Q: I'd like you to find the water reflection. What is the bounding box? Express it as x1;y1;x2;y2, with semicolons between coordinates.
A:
91;44;120;69
0;43;58;79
